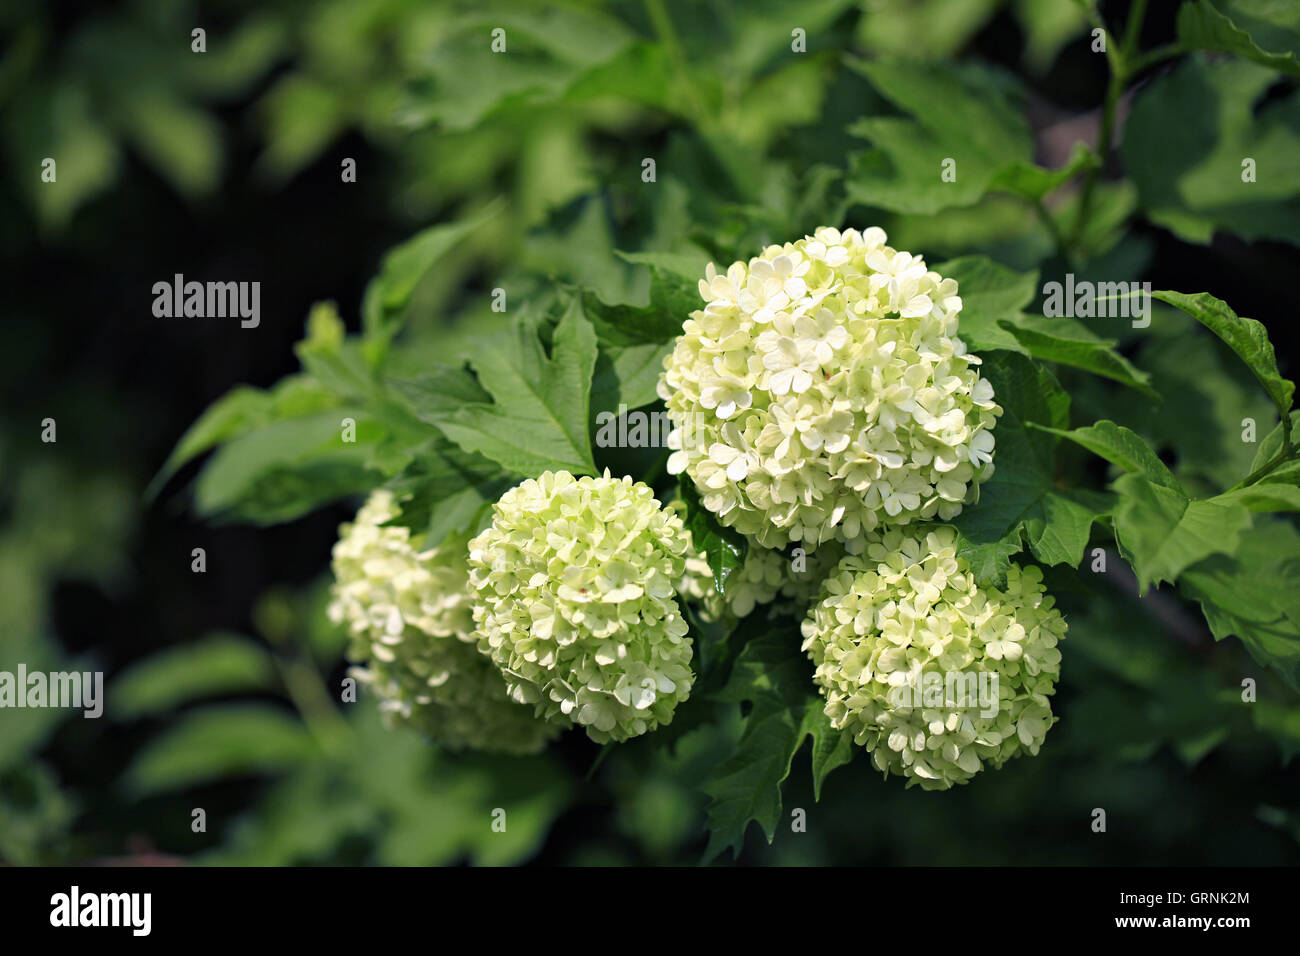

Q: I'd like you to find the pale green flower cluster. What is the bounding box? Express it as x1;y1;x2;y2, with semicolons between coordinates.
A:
328;490;557;754
800;526;1066;790
467;471;695;743
658;226;1001;551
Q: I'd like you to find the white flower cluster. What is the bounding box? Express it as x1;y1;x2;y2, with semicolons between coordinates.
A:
467;471;695;743
658;226;1001;551
801;526;1066;790
328;490;557;755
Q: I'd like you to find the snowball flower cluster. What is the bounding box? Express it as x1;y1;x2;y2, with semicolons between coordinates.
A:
328;490;557;754
801;526;1066;789
658;226;1001;551
467;471;695;743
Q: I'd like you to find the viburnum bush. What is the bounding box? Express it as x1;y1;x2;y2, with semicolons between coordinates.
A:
154;0;1300;861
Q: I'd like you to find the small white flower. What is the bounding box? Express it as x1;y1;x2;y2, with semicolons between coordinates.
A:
762;337;820;395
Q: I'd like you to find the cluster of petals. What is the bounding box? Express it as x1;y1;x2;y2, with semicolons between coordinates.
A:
800;526;1066;789
658;226;1001;550
467;471;695;743
328;490;557;754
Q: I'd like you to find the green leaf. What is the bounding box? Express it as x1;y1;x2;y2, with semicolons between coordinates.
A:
294;302;379;400
11;83;121;230
935;256;1035;354
1216;482;1300;514
616;250;710;325
1180;517;1300;691
1014;0;1092;73
936;257;1151;394
990;141;1097;202
422;298;599;476
1152;290;1294;417
846;59;1051;213
1177;0;1300;77
148;377;339;499
194;410;384;524
1251;411;1300;473
1124;57;1300;246
1075;306;1274;489
581;287;688;350
1033;420;1183;491
125;705;316;796
121;90;222;197
111;634;277;719
856;0;1001;62
591;341;672;413
1111;474;1253;593
1000;313;1156;396
678;480;748;596
382;435;515;546
952;352;1111;581
361;201;503;346
702;629;851;861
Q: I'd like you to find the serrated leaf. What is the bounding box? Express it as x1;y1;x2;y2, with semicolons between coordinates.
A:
126;705;316;796
381;434;515;546
703;629;850;861
952;352;1111;581
111;634;276;719
937;257;1154;397
1111;474;1252;593
1152;290;1294;417
423;298;599;476
936;255;1034;354
1180;518;1300;691
1001;313;1156;396
581;291;686;348
1177;0;1300;78
678;480;747;595
1034;419;1183;491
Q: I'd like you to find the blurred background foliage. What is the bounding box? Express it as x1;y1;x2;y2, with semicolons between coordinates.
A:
2;0;1299;865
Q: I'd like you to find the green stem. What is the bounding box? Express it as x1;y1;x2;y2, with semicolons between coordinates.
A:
265;630;351;754
1233;449;1298;489
1129;41;1187;74
1033;197;1069;263
643;0;754;198
1071;0;1148;251
1121;0;1148;61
